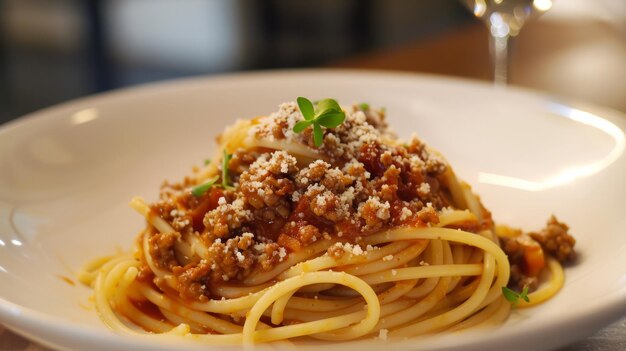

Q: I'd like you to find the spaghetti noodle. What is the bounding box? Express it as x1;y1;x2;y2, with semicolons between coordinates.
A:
80;99;576;344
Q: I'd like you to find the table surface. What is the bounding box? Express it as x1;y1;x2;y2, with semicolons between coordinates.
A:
331;20;626;114
1;10;625;351
2;317;626;350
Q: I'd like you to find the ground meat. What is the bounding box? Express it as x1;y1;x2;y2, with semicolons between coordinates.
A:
355;140;450;211
311;190;347;222
405;136;447;175
148;232;181;270
501;216;576;291
342;159;370;179
150;198;177;221
239;151;297;209
255;241;284;270
172;234;256;301
500;234;541;291
296;160;329;186
208;236;256;280
358;196;391;232
341;160;372;204
201;198;253;242
304;184;350;223
294;223;320;245
415;205;440;225
296;160;354;193
377;166;401;202
228;149;261;174
322;168;355;193
253;102;298;141
277;221;322;252
292;161;361;226
529;215;576;262
172;261;211;301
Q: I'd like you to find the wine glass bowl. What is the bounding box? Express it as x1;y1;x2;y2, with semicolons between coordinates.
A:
462;0;554;85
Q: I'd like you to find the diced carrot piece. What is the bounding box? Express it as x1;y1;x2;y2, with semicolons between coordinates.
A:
277;234;301;252
519;236;545;277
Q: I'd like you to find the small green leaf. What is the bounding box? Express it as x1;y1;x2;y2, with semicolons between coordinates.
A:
204;158;211;166
502;286;530;307
292;97;346;146
297;97;315;120
222;150;235;190
191;176;219;197
316;111;346;128
502;287;519;304
359;102;369;110
293;120;313;133
519;286;530;302
313;123;323;147
315;98;341;116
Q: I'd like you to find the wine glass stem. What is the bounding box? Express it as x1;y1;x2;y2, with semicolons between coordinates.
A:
490;34;510;86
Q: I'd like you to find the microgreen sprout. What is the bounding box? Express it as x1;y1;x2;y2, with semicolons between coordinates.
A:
191;176;219;197
502;286;530;307
221;149;235;190
293;97;346;147
192;150;234;196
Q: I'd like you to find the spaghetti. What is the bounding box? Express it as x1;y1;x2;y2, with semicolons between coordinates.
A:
80;99;575;344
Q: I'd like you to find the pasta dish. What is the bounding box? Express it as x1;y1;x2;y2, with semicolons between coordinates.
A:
80;98;576;344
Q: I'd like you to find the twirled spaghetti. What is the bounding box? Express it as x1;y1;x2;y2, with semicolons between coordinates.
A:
80;99;575;344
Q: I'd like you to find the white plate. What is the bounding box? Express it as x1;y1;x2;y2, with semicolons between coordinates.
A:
0;70;625;351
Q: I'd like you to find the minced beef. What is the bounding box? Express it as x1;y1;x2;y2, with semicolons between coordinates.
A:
529;215;576;262
148;232;181;270
502;216;577;291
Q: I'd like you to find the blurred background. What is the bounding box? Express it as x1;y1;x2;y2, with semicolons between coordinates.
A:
0;0;624;125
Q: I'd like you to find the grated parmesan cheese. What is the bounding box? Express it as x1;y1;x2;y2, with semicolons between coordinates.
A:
399;207;413;221
235;250;245;263
278;247;287;261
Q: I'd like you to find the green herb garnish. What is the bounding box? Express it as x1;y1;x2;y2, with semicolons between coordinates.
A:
221;149;235;190
191;176;219;197
293;97;346;147
502;286;530;307
192;151;234;196
358;102;370;110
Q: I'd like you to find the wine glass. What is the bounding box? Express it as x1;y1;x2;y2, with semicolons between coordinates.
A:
461;0;553;85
